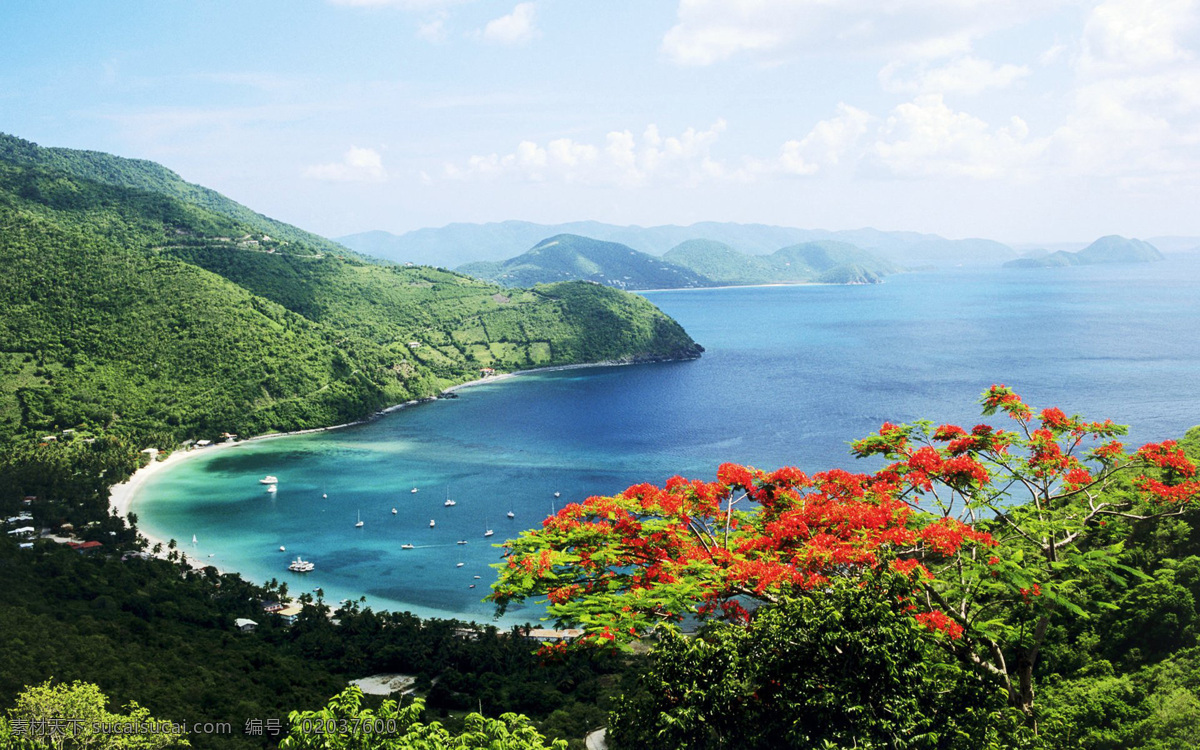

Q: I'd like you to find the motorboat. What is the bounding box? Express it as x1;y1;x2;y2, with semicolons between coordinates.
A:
400;543;414;550
456;540;468;545
456;562;464;568
266;485;277;493
429;519;436;528
391;508;398;515
288;557;314;573
260;476;278;485
506;511;515;519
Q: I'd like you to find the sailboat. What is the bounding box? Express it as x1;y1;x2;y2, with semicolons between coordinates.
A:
429;519;436;528
553;491;561;498
411;485;418;494
444;488;456;507
483;520;494;538
355;511;364;528
506;500;515;519
191;534;198;547
391;507;398;515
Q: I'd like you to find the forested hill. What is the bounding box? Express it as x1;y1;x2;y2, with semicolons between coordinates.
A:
0;132;353;257
459;234;711;290
662;238;900;285
0;139;701;446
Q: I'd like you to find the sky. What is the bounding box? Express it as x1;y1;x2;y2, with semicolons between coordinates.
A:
2;0;1198;243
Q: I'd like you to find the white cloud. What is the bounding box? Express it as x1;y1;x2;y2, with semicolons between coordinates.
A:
1050;0;1200;179
304;146;388;182
661;0;1069;66
779;104;873;175
418;12;448;42
870;94;1043;179
482;2;538;45
880;56;1030;95
445;120;728;186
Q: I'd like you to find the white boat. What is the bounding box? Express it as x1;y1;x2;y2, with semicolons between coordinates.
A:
400;543;415;550
456;539;467;545
260;476;278;484
355;511;364;528
553;491;560;498
279;546;286;552
192;534;198;545
391;508;398;515
506;511;515;519
429;519;436;528
456;562;464;568
322;493;328;499
411;486;418;494
473;575;481;579
444;499;456;507
483;528;494;538
266;485;277;493
288;557;314;573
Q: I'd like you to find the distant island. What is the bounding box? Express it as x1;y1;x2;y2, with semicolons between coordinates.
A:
458;234;901;290
1004;235;1164;268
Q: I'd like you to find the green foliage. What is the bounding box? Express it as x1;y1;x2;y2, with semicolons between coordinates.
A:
608;573;1018;750
278;687;566;749
5;679;188;749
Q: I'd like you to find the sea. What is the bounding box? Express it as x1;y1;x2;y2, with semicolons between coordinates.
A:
133;256;1200;625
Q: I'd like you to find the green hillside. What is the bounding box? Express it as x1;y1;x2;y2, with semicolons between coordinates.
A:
0;142;700;446
661;238;899;285
1005;235;1164;268
0;132;353;257
458;233;711;290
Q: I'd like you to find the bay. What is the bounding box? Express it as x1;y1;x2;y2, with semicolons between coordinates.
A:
134;257;1200;624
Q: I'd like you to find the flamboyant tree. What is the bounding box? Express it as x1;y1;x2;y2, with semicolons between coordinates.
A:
490;387;1200;722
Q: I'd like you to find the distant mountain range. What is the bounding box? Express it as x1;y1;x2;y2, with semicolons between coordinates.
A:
457;235;902;290
1004;236;1165;269
337;221;1021;269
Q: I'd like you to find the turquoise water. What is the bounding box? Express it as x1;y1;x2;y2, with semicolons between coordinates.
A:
135;257;1200;624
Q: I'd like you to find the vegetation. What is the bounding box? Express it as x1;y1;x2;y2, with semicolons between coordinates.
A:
1005;235;1163;268
662;238;899;285
0;140;700;450
493;389;1200;746
458;234;710;290
459;234;900;290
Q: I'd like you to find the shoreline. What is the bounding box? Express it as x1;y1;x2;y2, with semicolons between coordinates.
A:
108;356;683;570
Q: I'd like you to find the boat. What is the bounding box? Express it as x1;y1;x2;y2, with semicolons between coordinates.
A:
411;486;418;494
473;575;481;579
469;584;476;589
191;534;198;545
429;519;436;528
483;526;494;538
444;488;456;507
260;476;278;484
456;562;464;568
288;557;314;573
553;491;561;498
355;511;364;528
279;546;286;551
266;485;277;493
506;510;515;519
456;539;468;545
322;492;327;499
400;543;414;550
391;508;398;515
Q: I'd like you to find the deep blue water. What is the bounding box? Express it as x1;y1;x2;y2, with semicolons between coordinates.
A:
134;258;1200;624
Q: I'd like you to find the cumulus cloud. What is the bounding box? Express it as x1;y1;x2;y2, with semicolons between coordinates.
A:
304;146;388;182
482;2;538;45
1050;0;1200;179
445;121;728;186
880;56;1030;95
870;95;1042;179
778;104;873;175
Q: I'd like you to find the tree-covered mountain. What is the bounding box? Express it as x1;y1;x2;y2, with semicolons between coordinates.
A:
458;234;711;290
0;137;700;445
339;220;1018;268
1004;235;1164;268
661;239;900;285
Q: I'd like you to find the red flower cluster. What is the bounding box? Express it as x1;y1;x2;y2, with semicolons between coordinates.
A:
919;517;996;556
1137;441;1197;478
915;610;964;639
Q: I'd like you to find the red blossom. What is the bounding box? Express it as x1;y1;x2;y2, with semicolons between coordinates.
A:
915;610;964;639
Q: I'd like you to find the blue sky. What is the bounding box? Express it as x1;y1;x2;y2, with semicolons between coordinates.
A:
3;0;1198;242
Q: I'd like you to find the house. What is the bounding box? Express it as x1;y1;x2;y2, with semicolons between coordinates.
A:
18;542;33;550
234;618;258;632
524;628;583;643
141;448;159;458
407;341;422;349
68;541;103;554
276;605;303;625
196;439;212;447
480;367;496;377
7;526;35;537
261;601;284;614
22;496;36;505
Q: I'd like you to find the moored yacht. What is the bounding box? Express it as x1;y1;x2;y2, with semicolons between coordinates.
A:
260;476;278;484
288;557;314;573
